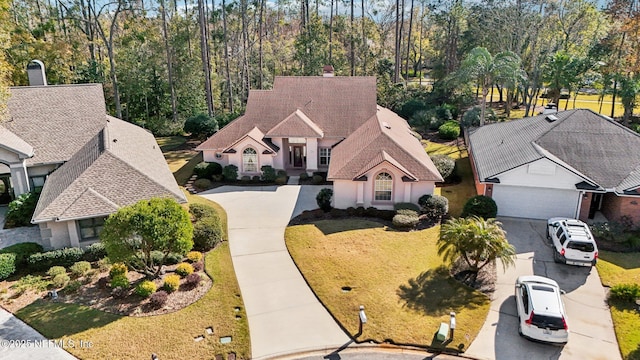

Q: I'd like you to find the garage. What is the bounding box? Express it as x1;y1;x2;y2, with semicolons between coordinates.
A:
491;185;580;219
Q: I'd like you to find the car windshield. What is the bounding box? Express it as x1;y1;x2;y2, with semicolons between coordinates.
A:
532;314;565;330
567;241;594;252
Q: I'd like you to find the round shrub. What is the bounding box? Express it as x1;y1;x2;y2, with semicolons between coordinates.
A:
65;280;82;293
175;262;194;277
275;176;287;185
192;261;204;272
69;261;91;277
223;165;238;181
252;175;261;182
312;175;323;185
52;273;70;288
0;253;16;280
184;273;202;289
240;175;251;182
135;280;157;298
261;165;277;182
438;121;460;140
207;162;223;176
461;195;498;219
396;209;419;217
110;274;130;289
316;188;333;212
277;169;288;177
419;194;449;219
430;154;455;180
187;251;203;263
300;172;310;180
194;178;212;190
163;274;181;293
189;203;218;221
193;162;213;179
109;263;128;278
609;283;640;302
392;214;420;229
150;290;168;309
166;252;184;265
47;266;67;277
193;216;224;251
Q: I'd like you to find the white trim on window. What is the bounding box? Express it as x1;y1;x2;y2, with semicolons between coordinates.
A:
319;147;331;166
374;172;393;201
242;147;258;172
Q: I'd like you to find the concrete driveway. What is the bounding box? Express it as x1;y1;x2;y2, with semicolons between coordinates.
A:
199;185;350;360
465;217;620;360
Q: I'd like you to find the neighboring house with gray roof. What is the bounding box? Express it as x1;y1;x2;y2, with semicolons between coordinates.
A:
0;83;186;249
467;109;640;222
197;73;443;209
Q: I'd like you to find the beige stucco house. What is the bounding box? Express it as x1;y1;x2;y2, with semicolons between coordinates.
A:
0;80;185;249
196;73;443;209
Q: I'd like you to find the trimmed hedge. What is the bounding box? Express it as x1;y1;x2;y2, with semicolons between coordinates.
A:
27;248;84;272
189;203;218;222
193;162;223;179
194;178;212;189
193;216;224;251
609;283;640;302
0;253;17;280
0;242;43;267
223;165;238;181
392;214;420;229
82;242;107;262
261;165;277;182
461;195;498;219
419;194;449;219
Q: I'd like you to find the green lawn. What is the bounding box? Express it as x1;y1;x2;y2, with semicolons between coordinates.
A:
156;136;188;152
424;141;477;217
596;251;640;360
285;219;489;352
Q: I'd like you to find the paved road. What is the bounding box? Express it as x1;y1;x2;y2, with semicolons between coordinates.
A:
199;185;351;360
465;218;620;360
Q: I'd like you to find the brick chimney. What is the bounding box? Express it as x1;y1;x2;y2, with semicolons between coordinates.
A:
322;65;334;77
27;60;47;86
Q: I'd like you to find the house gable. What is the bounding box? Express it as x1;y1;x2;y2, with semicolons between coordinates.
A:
265;109;324;138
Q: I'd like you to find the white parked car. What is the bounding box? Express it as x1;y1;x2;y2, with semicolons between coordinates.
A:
515;275;569;345
547;218;598;266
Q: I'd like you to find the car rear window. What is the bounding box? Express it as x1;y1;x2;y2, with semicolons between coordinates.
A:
567;241;595;252
532;314;565;330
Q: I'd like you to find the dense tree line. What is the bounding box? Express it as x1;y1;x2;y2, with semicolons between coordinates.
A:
1;0;639;133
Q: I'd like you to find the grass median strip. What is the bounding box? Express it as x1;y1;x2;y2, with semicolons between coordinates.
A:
286;219;489;352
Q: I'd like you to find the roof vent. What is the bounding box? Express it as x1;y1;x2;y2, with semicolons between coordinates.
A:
382;122;391;129
27;60;47;86
545;114;558;122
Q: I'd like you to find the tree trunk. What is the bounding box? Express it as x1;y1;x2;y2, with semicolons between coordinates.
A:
611;79;618;118
184;0;192;58
329;0;333;63
258;0;265;89
197;0;214;116
350;0;355;76
404;0;413;83
361;0;366;74
221;0;234;112
480;85;488;126
160;0;178;122
393;0;401;83
241;0;249;101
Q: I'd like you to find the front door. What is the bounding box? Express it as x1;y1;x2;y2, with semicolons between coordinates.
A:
588;193;603;219
0;176;11;204
293;146;303;168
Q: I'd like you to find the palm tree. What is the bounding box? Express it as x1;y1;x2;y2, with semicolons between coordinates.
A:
437;216;516;277
457;47;523;126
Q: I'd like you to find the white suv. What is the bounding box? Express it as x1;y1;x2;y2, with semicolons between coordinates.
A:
547;218;598;266
515;275;569;344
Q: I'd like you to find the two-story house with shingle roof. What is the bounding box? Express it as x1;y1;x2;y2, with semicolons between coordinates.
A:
0;65;185;249
196;72;443;209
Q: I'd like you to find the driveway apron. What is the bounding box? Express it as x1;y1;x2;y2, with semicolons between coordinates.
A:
465;218;621;360
199;185;350;360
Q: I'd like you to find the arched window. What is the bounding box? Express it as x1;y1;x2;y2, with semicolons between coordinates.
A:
374;172;393;201
243;148;258;172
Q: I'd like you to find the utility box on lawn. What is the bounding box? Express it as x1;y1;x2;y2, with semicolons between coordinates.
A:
437;322;449;342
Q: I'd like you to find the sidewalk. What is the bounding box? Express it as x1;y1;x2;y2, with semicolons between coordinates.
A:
199;185;350;360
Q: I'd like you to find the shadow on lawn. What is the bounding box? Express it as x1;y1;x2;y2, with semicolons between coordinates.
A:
397;266;487;316
313;219;384;235
599;251;640;270
15;299;120;338
172;152;202;186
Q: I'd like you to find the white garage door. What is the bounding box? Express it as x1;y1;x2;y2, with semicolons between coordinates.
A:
491;185;580;219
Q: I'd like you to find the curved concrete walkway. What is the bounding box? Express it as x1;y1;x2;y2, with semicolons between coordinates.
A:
199;185;350;360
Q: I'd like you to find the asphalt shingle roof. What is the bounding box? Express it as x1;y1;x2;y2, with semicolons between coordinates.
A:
328;107;443;181
197;76;377;151
32;116;186;223
468;109;640;193
5;84;107;166
0;125;33;158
